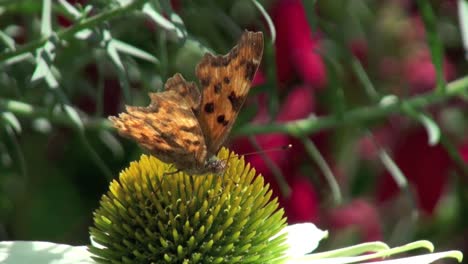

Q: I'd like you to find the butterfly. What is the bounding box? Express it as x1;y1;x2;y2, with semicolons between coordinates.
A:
109;31;264;175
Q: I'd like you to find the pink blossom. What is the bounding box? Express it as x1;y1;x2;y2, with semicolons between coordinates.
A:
403;49;456;94
326;200;383;241
271;0;327;89
282;176;319;223
376;128;452;215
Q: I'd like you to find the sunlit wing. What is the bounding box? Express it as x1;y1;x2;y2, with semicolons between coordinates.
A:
195;31;264;154
109;74;207;170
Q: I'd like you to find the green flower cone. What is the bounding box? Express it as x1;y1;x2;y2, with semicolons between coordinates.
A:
89;148;288;263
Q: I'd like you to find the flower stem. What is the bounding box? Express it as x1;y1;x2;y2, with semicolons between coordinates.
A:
0;77;467;136
0;0;147;62
0;98;112;130
236;76;468;136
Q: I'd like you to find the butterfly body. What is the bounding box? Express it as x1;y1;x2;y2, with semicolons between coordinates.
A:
109;31;264;175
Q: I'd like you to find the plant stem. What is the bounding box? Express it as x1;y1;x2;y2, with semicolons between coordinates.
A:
235;76;468;137
0;76;467;135
0;99;112;130
0;0;147;62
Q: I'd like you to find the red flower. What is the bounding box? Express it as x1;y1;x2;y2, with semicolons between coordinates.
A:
460;142;468;163
271;0;327;89
282;175;319;223
349;38;368;66
403;49;456;94
231;86;315;195
376;128;452;215
277;85;315;122
326;200;383;241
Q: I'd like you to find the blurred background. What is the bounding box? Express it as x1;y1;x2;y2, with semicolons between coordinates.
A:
1;0;467;258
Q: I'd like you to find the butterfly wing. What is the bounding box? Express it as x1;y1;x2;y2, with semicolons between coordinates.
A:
196;31;264;154
109;74;208;171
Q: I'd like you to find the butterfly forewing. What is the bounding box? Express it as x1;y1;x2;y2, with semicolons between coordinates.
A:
196;31;264;154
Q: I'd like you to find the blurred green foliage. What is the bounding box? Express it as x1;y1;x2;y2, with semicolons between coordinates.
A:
0;0;467;255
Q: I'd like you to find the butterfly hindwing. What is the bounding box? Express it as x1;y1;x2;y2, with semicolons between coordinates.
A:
109;74;208;170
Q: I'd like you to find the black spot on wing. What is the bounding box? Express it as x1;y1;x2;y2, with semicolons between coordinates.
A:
201;77;211;87
216;115;229;126
227;91;245;112
214;83;222;93
210;56;231;67
245;61;258;81
204;102;214;113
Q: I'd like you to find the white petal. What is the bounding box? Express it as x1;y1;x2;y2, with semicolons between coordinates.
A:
0;241;96;264
274;223;328;257
287;251;462;264
362;251;463;264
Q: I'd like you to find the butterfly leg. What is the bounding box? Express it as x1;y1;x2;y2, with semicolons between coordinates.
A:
163;164;182;176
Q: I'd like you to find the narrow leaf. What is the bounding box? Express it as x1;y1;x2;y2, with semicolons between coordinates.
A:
160;0;187;39
402;105;441;145
0;30;15;50
379;149;408;188
142;3;176;31
416;113;441;146
252;0;276;43
1;112;21;133
63;104;84;131
3;53;34;66
301;137;342;204
106;42;125;72
351;57;379;102
458;0;468;60
41;0;53;37
111;39;159;64
74;29;93;40
31;41;58;88
57;0;81;19
416;0;445;92
99;130;124;158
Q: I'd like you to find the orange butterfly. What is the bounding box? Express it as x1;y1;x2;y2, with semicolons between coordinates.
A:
109;31;263;175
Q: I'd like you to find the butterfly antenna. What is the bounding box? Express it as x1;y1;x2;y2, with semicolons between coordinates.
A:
238;144;292;157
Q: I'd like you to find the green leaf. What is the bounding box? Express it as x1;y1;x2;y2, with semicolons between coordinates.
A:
0;30;15;50
458;0;468;58
301;137;342;204
142;3;176;32
379;149;408;189
40;0;53;37
2;53;34;66
1;112;21;133
111;39;159;64
105;36;125;72
402;105;441;145
351;57;379;102
416;112;441;146
101;30;131;102
74;29;93;40
416;0;446;92
57;0;81;18
31;42;59;89
251;0;276;43
63;104;84;131
99;130;124;158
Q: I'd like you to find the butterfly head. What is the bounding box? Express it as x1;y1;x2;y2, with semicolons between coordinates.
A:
202;155;227;175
